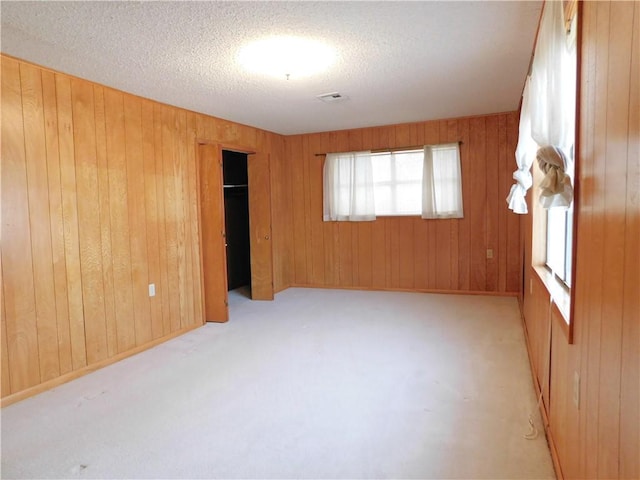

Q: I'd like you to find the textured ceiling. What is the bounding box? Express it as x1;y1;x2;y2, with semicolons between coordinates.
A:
1;1;541;135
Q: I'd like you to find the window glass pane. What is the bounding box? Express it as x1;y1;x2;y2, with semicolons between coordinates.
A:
374;185;392;215
394;152;423;181
395;183;422;215
371;156;391;182
564;205;573;286
546;208;567;280
372;151;422;216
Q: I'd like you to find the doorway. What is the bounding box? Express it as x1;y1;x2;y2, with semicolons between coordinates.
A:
198;143;274;323
222;150;251;293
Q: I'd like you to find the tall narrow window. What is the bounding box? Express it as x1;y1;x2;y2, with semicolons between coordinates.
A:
546;206;573;285
544;9;577;287
509;0;578;330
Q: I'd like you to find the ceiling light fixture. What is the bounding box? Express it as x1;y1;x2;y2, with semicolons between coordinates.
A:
238;36;335;80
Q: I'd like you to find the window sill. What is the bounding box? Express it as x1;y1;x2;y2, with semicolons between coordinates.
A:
532;265;572;334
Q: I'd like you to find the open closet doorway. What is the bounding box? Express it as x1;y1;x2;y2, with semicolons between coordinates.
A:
222;150;251;295
198;143;274;323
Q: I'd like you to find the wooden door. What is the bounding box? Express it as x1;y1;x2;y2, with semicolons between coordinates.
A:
198;144;228;322
247;152;274;300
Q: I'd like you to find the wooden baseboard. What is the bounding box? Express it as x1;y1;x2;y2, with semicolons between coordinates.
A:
273;284;289;295
289;283;520;297
517;300;564;480
1;323;203;408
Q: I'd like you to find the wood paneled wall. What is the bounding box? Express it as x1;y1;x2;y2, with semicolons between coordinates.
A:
1;55;286;402
522;2;639;478
280;112;522;294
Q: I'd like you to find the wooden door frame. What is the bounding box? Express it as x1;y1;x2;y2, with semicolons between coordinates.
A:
196;142;207;322
195;143;206;323
195;140;273;322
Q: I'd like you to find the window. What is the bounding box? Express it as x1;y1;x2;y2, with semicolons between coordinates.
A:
546;205;573;286
323;144;463;221
513;0;578;333
544;10;578;288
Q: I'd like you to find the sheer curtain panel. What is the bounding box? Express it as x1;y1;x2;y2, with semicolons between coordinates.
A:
323;151;376;221
530;0;575;208
529;0;576;153
507;77;536;214
421;143;463;219
507;0;576;212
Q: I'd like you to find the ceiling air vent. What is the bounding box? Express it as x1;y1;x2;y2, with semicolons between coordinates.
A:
316;92;349;103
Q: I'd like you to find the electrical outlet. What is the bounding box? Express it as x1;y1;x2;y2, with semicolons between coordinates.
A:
486;249;493;259
148;283;156;297
573;371;580;408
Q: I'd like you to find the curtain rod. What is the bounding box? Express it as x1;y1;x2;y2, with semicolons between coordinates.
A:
314;141;463;157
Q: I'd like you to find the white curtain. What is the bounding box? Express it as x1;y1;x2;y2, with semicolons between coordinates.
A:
422;143;463;219
529;0;576;153
507;0;576;212
507;77;536;214
323;151;376;221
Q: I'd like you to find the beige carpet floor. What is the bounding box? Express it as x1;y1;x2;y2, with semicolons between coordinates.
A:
1;288;555;479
